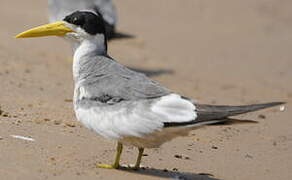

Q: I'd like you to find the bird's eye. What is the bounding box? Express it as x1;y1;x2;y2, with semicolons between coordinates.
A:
72;16;84;26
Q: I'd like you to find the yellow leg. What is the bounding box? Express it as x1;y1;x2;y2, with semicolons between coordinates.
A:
97;142;123;169
131;147;144;170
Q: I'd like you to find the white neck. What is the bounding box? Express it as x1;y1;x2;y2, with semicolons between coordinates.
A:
72;34;107;80
73;34;106;60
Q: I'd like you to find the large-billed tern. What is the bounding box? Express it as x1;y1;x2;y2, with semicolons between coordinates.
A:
16;11;284;170
48;0;117;38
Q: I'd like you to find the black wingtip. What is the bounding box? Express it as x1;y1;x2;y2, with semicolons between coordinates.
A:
267;102;286;106
252;101;286;110
195;101;285;122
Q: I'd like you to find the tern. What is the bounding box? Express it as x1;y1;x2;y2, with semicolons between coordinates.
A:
16;11;284;170
48;0;117;38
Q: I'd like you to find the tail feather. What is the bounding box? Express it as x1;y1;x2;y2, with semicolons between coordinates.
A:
196;102;285;121
163;102;285;128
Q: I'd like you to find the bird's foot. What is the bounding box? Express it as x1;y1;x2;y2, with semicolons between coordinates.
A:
96;163;120;169
125;164;140;171
96;163;141;170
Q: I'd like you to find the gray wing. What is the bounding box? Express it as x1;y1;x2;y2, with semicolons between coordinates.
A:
76;56;172;104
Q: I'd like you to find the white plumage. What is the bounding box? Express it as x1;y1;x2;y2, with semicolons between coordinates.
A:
75;93;197;147
151;94;197;123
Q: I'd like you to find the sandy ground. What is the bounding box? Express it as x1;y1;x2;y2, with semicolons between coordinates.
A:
0;0;291;180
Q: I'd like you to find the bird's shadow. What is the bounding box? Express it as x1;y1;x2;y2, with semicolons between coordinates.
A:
108;31;175;78
118;167;221;180
209;118;259;126
129;67;174;77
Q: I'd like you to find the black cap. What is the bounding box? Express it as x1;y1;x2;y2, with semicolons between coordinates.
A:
64;11;106;36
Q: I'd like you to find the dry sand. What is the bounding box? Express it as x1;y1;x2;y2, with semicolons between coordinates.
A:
0;0;291;179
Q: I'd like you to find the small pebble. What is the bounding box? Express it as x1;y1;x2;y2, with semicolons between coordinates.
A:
2;113;10;117
258;114;266;119
245;154;253;159
211;146;218;149
34;119;42;124
174;154;182;159
54;120;62;125
172;168;178;171
65;122;76;127
16;120;22;124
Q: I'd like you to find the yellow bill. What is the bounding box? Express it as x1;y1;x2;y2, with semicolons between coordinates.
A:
15;21;74;38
